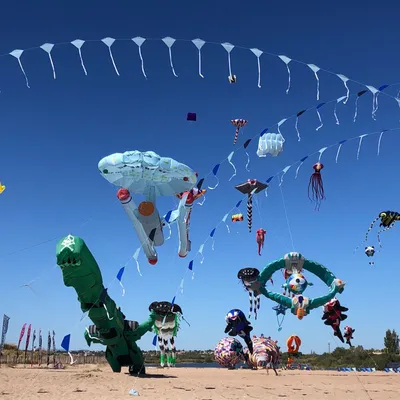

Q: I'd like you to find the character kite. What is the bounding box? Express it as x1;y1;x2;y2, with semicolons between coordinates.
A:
322;298;348;343
256;228;266;256
343;326;355;347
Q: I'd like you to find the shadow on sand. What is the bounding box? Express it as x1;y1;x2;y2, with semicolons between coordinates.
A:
125;373;177;379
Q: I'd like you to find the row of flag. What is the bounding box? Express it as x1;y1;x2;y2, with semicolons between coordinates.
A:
14;322;60;366
4;35;399;111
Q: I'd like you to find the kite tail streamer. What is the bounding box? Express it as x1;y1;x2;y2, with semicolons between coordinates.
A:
138;46;147;78
354;216;380;253
295;117;301;141
377;225;395;248
353;97;360;122
71;40;88;75
316;109;323;131
198;244;205;264
197;196;206;206
335;143;343;163
334;103;340;125
222;214;230;233
377;131;385;155
245;152;250;172
208;176;219;190
133;247;142;277
227;152;237;181
278;55;291;94
233;127;240;144
247;193;253;232
356;135;367;160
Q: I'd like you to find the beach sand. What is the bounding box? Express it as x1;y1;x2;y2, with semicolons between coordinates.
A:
1;364;400;399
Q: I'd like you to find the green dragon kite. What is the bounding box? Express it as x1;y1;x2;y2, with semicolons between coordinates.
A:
56;234;156;375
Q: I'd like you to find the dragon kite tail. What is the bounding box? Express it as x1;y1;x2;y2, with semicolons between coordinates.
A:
377;224;395;248
247;194;253;232
233;127;240;144
354;215;380;253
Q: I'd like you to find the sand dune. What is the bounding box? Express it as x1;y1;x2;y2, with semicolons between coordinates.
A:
1;364;400;399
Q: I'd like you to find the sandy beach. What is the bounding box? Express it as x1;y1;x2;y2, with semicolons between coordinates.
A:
1;364;399;399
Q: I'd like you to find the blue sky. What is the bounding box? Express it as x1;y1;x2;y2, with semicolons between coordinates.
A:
1;0;400;354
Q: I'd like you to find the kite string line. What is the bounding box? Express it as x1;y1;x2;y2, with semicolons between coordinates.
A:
279;180;295;251
253;196;288;251
2;198;119;262
3;36;400;104
328;331;373;400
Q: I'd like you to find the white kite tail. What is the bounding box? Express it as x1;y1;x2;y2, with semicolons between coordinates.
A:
67;351;75;365
118;193;158;264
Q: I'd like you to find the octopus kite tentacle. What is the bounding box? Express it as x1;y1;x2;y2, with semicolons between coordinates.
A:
308;162;325;211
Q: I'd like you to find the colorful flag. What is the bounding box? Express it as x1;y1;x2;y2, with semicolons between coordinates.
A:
24;324;31;364
0;314;10;353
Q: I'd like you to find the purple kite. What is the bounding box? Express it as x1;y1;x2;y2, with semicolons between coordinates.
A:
187;112;197;122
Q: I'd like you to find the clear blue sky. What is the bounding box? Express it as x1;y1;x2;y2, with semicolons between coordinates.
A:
1;0;399;354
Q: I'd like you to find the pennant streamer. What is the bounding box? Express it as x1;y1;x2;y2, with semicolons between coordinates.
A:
61;334;75;364
116;267;125;296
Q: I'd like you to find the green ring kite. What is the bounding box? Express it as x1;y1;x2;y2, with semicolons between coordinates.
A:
238;252;345;319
